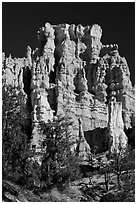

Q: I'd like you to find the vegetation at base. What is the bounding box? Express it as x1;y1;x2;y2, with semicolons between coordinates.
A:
2;85;81;191
2;85;30;182
2;84;135;202
81;145;135;201
25;116;82;190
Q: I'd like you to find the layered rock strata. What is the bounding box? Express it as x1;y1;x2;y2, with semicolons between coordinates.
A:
2;23;135;155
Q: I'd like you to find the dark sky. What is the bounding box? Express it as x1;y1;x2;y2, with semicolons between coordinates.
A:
2;2;135;84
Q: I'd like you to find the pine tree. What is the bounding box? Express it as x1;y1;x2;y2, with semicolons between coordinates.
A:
38;116;81;188
2;84;29;182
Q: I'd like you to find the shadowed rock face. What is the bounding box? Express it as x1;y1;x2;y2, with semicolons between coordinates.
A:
84;128;109;153
2;23;135;153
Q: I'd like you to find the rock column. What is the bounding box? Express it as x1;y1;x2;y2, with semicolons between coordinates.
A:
108;91;127;153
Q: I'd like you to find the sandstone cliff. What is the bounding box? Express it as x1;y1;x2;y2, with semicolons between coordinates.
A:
2;23;135;154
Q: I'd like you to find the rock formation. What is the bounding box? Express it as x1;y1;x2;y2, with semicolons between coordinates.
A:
108;91;128;153
2;23;135;154
76;118;91;163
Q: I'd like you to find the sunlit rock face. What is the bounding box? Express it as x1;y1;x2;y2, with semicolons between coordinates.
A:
2;23;135;153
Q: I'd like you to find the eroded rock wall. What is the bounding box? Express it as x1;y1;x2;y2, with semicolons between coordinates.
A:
2;22;135;153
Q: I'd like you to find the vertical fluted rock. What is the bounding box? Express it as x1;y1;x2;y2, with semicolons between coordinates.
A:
26;46;32;67
89;24;102;62
92;58;108;102
2;22;135;154
30;57;54;147
58;25;76;89
3;54;26;94
108;92;127;153
29;23;56;148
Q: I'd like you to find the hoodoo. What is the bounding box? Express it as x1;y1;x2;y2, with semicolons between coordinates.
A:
2;23;135;154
